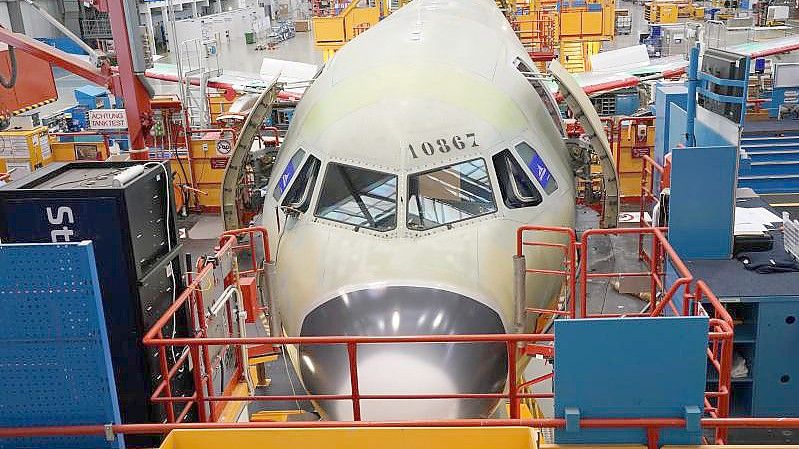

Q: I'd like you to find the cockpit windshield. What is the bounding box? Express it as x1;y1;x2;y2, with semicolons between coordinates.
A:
407;158;497;231
315;163;398;231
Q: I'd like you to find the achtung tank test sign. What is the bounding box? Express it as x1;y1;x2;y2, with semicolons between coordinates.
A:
88;109;128;129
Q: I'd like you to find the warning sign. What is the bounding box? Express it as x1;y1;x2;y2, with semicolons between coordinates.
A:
210;158;229;169
88;109;128;129
216;139;232;155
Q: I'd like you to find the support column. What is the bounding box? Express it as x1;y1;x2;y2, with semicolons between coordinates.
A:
162;5;170;52
7;0;25;34
191;0;198;17
106;0;153;159
145;7;156;57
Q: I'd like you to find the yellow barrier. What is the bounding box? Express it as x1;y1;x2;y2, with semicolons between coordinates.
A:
160;427;540;449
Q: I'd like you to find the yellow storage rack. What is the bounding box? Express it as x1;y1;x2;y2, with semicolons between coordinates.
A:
312;0;385;61
556;0;614;72
645;1;692;23
0;126;52;178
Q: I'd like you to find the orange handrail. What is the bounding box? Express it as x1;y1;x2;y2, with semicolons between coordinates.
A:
639;154;664;263
0;222;747;449
516;225;578;319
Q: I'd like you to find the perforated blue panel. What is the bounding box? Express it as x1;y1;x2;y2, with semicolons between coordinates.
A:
0;242;124;449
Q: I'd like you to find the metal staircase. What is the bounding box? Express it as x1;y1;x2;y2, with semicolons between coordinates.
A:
739;134;799;193
559;41;586;73
177;38;222;128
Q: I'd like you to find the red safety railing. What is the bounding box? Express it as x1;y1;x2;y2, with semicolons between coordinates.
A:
142;226;553;423
513;14;556;61
694;280;734;444
4;417;799;449
579;227;683;318
516;225;578;319
0;219;758;449
639;154;664;264
145;227;269;423
517;225;735;442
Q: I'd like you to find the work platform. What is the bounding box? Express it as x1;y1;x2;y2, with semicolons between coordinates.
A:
683;194;799;444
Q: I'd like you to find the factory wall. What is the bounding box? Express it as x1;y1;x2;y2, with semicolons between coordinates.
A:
20;0;63;38
0;4;11;30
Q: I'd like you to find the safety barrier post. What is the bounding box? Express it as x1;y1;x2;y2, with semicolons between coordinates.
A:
347;342;362;421
156;329;176;423
507;342;520;419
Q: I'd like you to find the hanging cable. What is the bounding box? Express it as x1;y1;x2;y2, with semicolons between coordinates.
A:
0;45;17;89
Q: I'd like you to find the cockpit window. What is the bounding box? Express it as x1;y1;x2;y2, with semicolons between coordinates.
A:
273;149;306;201
407;158;497;231
515;142;559;195
493;150;542;209
315;163;397;231
281;155;321;212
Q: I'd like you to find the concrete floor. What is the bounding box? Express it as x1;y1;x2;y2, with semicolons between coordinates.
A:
157;29;323;70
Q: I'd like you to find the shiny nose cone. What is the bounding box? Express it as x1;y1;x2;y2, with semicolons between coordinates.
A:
298;286;508;421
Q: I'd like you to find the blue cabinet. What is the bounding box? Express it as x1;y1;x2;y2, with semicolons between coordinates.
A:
704;297;799;418
752;299;799;416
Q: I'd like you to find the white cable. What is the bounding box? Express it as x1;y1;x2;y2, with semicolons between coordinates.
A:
170;266;180;365
144;161;181;367
282;345;301;411
144;161;172;253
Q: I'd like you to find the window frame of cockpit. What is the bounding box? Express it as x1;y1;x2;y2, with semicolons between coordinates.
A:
492;148;544;209
405;157;499;232
313;161;400;233
514;141;559;196
489;140;562;212
273;149;307;202
279;154;322;213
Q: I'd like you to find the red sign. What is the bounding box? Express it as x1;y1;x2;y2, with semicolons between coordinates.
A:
210;157;229;169
632;147;651;158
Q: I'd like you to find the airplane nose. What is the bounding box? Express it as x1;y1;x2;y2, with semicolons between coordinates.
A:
298;286;508;421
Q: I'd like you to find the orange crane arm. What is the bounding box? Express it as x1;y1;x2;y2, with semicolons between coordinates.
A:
0;26;113;88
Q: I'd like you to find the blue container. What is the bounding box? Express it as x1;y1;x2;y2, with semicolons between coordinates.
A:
75;85;112;109
35;37;89;55
615;93;640;116
67;104;90;129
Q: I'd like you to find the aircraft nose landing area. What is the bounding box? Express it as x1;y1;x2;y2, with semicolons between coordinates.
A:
298;286;508;420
